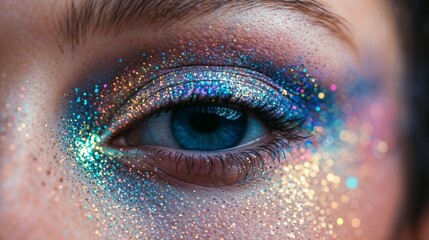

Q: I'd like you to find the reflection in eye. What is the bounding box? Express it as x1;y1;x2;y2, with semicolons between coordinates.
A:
106;66;313;186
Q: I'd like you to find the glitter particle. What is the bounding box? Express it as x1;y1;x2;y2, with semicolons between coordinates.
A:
346;176;359;189
351;218;361;228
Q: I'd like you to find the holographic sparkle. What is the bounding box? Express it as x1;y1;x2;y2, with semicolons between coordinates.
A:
58;46;378;239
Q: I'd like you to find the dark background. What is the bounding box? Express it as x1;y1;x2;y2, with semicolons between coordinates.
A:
401;0;429;232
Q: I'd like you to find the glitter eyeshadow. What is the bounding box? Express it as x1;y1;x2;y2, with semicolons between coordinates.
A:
106;65;318;137
59;46;373;239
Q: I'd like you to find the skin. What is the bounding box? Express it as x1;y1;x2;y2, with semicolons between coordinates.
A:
0;0;418;239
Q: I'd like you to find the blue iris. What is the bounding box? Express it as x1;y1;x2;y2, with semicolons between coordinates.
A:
171;106;248;150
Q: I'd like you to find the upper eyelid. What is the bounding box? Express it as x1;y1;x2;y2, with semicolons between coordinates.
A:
101;66;309;141
132;65;290;96
108;63;312;110
104;65;279;119
102;67;269;134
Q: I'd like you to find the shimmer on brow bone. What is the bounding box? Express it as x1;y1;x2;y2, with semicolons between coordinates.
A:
57;0;351;49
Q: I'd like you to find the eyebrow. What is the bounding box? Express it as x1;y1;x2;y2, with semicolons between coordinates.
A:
58;0;351;50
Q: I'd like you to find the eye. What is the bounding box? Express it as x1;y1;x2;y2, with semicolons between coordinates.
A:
104;66;309;186
113;105;268;151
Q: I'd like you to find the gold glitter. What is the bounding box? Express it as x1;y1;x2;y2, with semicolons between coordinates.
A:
341;195;349;203
281;89;288;96
376;140;388;153
351;218;361;228
339;130;349;141
57;46;378;238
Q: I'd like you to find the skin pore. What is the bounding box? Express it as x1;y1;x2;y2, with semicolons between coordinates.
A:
0;0;407;239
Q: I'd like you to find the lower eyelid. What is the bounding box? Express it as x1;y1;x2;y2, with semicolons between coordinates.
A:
106;131;294;187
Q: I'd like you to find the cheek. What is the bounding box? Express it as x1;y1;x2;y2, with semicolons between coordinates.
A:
193;97;403;239
0;146;62;239
0;149;101;239
343;96;404;239
0;99;96;240
160;129;402;239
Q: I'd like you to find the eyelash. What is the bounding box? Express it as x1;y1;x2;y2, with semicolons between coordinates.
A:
151;132;299;183
107;91;306;142
112;96;306;179
103;66;310;185
104;66;308;137
109;122;306;187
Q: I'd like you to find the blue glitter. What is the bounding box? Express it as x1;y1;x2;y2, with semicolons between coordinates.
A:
60;48;337;237
346;176;359;189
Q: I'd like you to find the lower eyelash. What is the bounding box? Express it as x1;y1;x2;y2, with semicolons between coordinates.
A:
133;128;306;185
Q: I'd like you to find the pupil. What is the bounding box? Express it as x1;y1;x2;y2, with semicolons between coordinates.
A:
171;105;248;150
189;113;220;133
